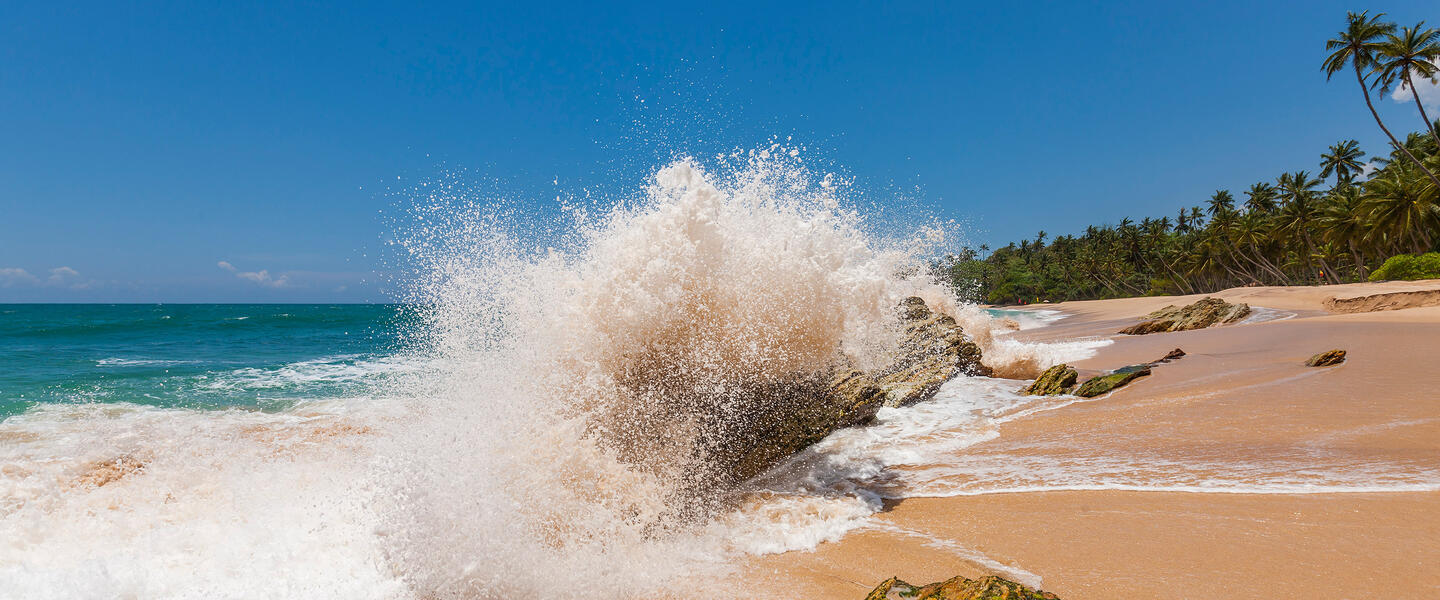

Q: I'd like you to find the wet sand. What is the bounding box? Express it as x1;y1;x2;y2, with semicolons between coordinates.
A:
746;281;1440;599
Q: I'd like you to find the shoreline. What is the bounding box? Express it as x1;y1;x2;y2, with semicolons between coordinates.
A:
743;280;1440;598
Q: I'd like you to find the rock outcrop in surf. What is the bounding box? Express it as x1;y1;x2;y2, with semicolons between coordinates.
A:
1022;364;1078;395
1073;366;1151;397
1305;349;1347;367
1020;348;1184;397
1118;297;1250;335
718;297;989;485
865;574;1062;599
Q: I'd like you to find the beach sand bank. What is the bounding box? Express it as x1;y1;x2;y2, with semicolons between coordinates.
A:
743;280;1440;599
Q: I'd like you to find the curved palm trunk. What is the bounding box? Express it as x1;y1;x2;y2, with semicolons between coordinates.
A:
1300;228;1338;284
1244;241;1291;284
1220;244;1262;285
1407;72;1440;144
1159;254;1196;294
1348;240;1368;279
1238;245;1287;284
1415;223;1434;252
1356;64;1440;189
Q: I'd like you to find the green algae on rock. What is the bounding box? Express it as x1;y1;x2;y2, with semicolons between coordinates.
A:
1022;364;1077;396
1118;297;1251;335
865;575;1061;600
1073;366;1151;398
1305;349;1347;367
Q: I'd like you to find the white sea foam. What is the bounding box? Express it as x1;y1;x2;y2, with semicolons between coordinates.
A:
0;400;404;599
863;523;1044;589
986;308;1067;330
204;354;428;390
1238;306;1298;324
96;357;201;367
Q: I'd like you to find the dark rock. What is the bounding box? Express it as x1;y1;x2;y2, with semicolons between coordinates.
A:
718;298;989;485
865;575;1061;600
1156;348;1186;362
1305;349;1347;367
1022;364;1077;396
1073;366;1151;398
1112;364;1152;375
1119;297;1250;335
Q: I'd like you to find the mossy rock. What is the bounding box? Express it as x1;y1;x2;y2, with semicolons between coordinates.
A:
1073;366;1151;398
866;575;1061;600
1022;364;1077;396
1305;349;1347;367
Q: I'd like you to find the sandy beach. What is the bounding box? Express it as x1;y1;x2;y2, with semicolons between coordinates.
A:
745;280;1440;599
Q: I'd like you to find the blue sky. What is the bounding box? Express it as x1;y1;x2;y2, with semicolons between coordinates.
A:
3;1;1438;302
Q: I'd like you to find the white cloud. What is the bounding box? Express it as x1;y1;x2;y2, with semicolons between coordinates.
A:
45;266;94;290
1360;160;1383;178
1391;73;1440;112
238;270;289;288
47;266;79;284
0;268;39;287
218;261;290;288
0;266;94;290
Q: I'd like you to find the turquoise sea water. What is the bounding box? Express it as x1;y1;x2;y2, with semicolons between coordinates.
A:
0;304;410;420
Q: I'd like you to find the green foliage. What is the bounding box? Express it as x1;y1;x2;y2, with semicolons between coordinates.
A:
1368;252;1440;281
936;127;1437;303
934;13;1440;304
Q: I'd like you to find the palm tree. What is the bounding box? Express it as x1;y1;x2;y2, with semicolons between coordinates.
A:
1363;161;1438;253
1375;23;1440;144
1319;140;1367;187
1206;190;1236;217
1318;186;1372;278
1234;211;1290;284
1276;170;1335;281
1244;182;1278;214
1324;12;1440;189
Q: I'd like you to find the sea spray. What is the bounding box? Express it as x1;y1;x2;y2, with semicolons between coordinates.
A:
376;152;973;596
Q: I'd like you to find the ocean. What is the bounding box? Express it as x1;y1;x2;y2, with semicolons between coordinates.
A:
0;304;412;420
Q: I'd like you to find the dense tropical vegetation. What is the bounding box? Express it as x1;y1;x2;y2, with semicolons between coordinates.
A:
945;11;1440;304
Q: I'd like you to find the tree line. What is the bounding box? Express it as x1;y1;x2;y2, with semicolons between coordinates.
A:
944;11;1440;304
